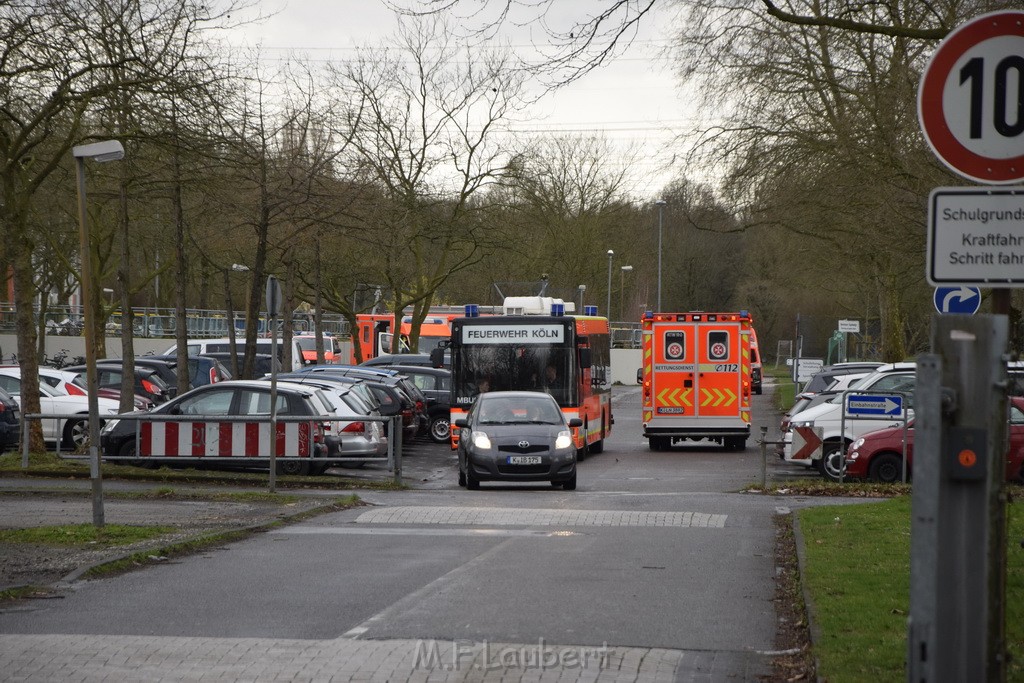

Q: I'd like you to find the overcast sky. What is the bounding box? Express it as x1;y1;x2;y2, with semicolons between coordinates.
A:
222;0;695;199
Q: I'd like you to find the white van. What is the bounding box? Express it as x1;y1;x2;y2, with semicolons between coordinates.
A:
161;337;307;372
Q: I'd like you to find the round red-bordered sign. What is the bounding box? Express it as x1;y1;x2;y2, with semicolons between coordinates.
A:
918;11;1024;184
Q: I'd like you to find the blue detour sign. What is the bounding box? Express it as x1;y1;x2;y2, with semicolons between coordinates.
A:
933;286;981;314
846;394;904;417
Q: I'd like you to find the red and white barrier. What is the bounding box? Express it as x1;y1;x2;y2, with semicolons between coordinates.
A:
138;421;314;458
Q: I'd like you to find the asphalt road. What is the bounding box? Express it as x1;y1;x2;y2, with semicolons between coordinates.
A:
0;383;844;682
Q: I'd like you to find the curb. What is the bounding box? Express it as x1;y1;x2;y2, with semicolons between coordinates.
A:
791;511;826;682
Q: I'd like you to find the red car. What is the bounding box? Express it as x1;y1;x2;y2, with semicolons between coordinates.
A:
845;397;1024;483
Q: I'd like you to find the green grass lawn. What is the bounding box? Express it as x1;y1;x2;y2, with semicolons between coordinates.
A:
799;497;1024;681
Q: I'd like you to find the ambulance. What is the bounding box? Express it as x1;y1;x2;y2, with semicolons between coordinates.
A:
641;311;753;450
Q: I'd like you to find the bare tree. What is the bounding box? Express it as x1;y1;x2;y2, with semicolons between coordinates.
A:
335;16;528;352
0;0;239;449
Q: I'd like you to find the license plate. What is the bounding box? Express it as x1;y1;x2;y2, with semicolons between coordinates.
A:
507;455;542;465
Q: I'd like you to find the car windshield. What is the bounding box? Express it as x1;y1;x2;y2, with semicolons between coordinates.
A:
477;397;562;425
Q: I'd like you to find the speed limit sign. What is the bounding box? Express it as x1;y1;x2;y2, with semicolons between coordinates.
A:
918;11;1024;184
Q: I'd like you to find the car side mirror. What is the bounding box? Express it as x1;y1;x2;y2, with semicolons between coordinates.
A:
636;368;643;384
169;405;181;415
568;418;583;428
454;418;469;429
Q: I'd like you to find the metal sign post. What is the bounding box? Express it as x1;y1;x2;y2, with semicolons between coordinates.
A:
908;315;1008;682
266;276;282;492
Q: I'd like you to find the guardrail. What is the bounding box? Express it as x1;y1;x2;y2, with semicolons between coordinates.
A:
20;411;406;485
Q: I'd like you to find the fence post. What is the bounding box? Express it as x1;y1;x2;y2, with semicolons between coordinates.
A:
393;416;403;486
759;426;768;489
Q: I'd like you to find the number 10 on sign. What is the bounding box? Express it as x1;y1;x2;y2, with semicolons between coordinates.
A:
918;11;1024;185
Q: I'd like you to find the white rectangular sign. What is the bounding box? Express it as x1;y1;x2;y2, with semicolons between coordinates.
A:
797;358;824;382
838;319;860;333
927;188;1024;286
462;324;564;344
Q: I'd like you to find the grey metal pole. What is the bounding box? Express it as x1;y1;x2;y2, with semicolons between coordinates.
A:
656;201;664;310
269;305;278;492
76;156;104;528
759;426;767;489
606;250;613;320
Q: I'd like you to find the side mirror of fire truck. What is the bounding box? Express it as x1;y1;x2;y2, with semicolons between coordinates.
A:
579;348;592;369
636;368;643;384
430;343;448;368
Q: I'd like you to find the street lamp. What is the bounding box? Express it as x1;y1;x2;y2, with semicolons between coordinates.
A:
620;265;633;321
655;199;666;311
74;139;125;528
605;250;614;320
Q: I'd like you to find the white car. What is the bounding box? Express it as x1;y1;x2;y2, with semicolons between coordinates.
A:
0;370;120;450
260;376;388;463
783;362;916;481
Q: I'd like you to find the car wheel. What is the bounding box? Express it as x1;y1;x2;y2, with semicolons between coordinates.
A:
816;443;847;482
429;415;451;444
869;453;905;483
276;459;311;476
466;466;480;490
725;436;746;451
119;438;157;469
562;472;577;491
650;436;669;451
62;418;90;451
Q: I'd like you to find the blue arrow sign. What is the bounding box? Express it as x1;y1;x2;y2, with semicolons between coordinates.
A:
846;394;904;416
933;286;981;314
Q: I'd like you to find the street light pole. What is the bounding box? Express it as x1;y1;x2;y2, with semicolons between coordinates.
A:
620;265;633;321
73;139;125;528
655;199;666;311
605;250;614;320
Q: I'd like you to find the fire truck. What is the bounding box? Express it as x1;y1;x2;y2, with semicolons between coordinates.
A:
641;311;753;450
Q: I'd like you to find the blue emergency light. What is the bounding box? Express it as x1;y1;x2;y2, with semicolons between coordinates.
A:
465;304;480;317
584;305;598;316
551;303;565;316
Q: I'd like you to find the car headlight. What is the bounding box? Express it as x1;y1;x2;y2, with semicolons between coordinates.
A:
471;430;492;449
102;419;119;433
555;429;574;450
852;437;865;449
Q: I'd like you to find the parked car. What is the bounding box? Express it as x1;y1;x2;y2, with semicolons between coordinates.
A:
380;365;452;443
360;352;448;368
845;397;1024;483
455;391;583;490
780;372;872;434
299;366;424;441
783;362;917;480
0;370;120;450
34;366;151;411
800;362;884;395
65;362;174;406
197;351;280;379
0;386;21;453
100;380;332;475
263;374;388;464
149;354;231;387
161;337;307;372
98;357;180;398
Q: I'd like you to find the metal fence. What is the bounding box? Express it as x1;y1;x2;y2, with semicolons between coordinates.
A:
1;304;351;339
20;411;406;484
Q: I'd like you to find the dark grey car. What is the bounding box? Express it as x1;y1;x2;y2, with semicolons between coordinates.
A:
454;391;583;491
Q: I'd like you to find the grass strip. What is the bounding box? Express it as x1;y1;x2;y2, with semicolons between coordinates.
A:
798;496;1023;682
0;524;174;546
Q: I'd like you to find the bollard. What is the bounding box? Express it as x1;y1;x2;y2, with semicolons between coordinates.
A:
393;415;403;486
759;426;768;489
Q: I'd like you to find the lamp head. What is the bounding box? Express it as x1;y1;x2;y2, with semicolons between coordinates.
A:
73;140;124;163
